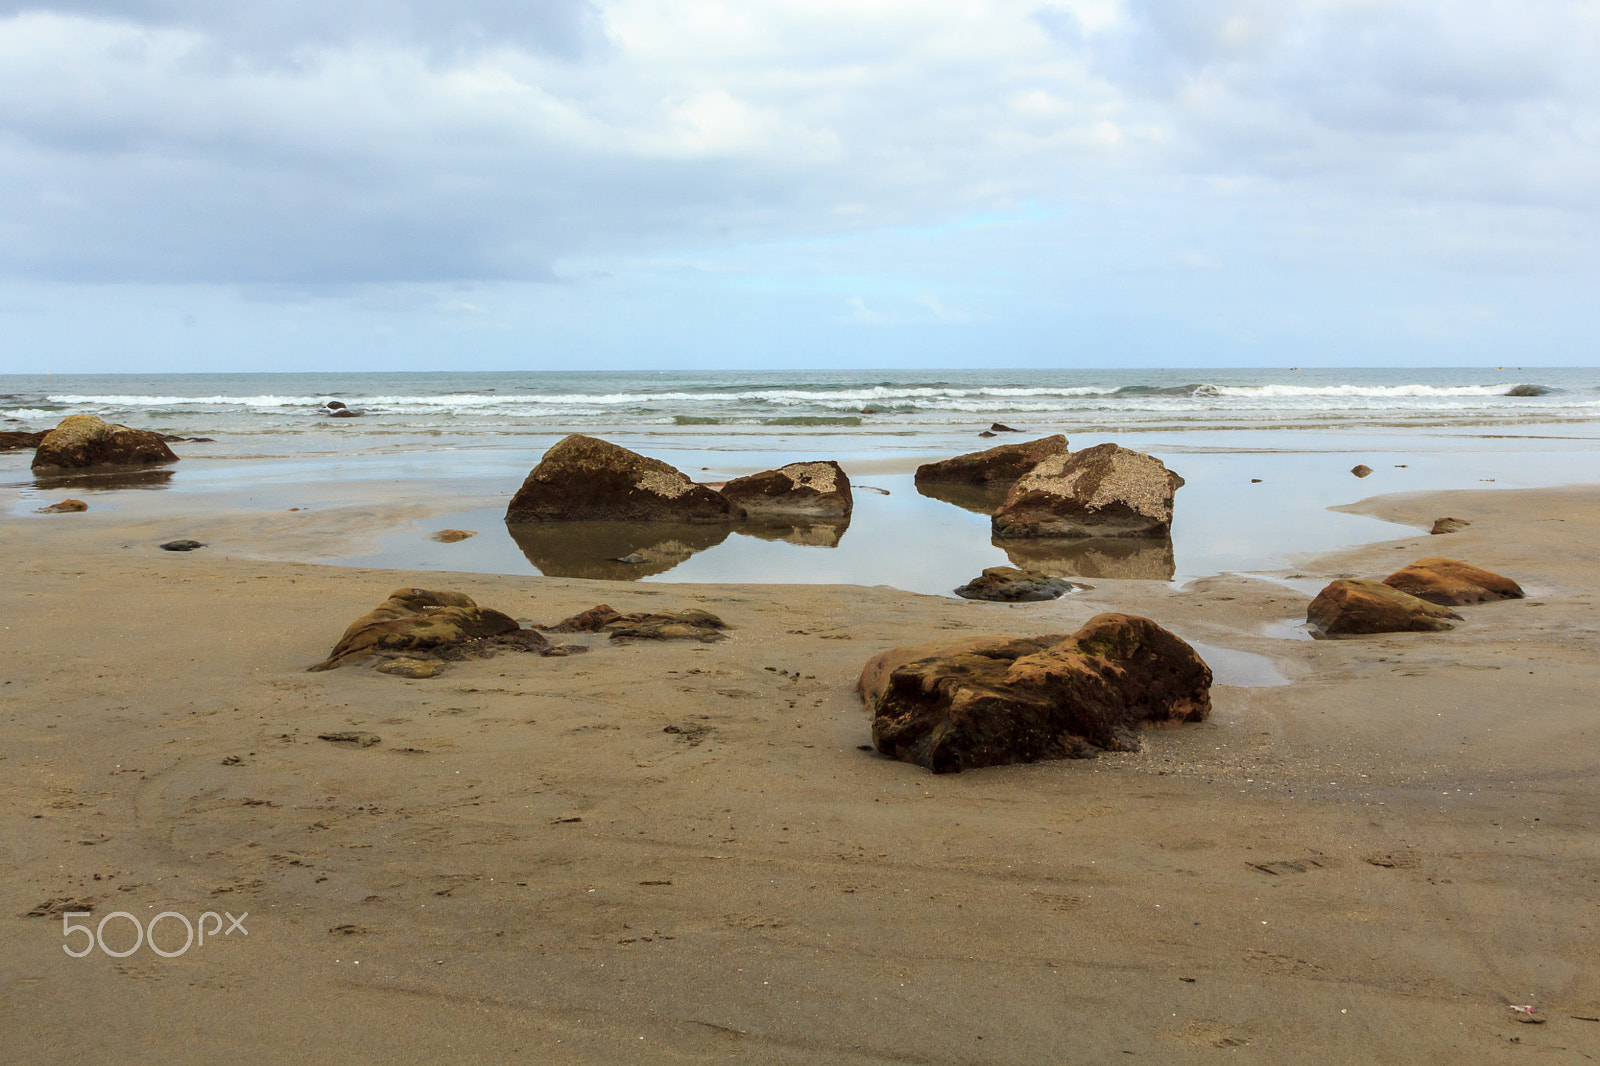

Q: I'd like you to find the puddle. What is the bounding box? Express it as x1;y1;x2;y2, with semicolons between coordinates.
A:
1184;640;1291;688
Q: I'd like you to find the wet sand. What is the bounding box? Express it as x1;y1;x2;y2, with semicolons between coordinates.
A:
3;486;1600;1063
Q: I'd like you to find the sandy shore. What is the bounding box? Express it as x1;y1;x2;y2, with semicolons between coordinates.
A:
3;485;1599;1063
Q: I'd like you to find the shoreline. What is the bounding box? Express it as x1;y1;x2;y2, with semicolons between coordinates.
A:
3;479;1598;1061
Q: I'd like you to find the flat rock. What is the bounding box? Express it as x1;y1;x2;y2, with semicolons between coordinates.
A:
914;435;1069;487
1382;557;1523;606
505;434;743;524
310;588;522;670
0;430;47;452
35;499;88;513
953;566;1079;602
861;613;1212;773
317;731;381;747
1306;579;1462;636
159;539;204;551
31;415;179;471
540;604;729;642
1429;517;1470;535
992;442;1183;539
721;460;852;517
375;658;442;678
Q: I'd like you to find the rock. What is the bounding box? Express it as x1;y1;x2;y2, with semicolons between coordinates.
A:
309;588;522;670
328;408;361;418
953;566;1079;602
991;443;1183;539
914;435;1069;487
323;400;347;410
1429;517;1470;535
1251;478;1263;484
977;431;997;438
1506;384;1548;397
861;613;1212;774
375;658;442;678
1382;557;1523;606
721;460;852;517
1306;579;1462;636
35;499;88;513
31;415;179;471
430;529;478;543
159;539;204;551
317;731;381;747
1351;464;1373;478
505;435;743;524
0;430;47;452
990;423;1020;433
539;604;730;642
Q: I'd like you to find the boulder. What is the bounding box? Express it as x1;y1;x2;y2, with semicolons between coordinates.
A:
35;499;87;513
309;588;522;671
1382;557;1523;606
721;460;852;517
0;430;47;452
861;613;1212;774
1306;579;1462;636
505;435;743;524
914;435;1068;487
991;443;1183;539
1429;517;1470;535
31;415;178;471
953;566;1078;602
538;604;729;643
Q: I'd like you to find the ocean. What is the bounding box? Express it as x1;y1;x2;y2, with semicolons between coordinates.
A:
5;368;1599;596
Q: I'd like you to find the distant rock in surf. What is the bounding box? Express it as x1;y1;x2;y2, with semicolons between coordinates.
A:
505;434;743;525
32;415;179;472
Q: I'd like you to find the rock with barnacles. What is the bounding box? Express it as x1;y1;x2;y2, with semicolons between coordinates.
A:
721;460;852;517
32;415;178;471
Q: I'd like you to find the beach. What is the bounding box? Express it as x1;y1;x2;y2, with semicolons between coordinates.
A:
3;372;1600;1062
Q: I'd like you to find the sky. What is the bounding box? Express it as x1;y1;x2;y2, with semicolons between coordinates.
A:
1;0;1597;372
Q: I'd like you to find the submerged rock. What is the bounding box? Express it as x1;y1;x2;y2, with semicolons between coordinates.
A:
1306;579;1461;636
430;529;478;543
35;499;87;513
31;415;178;471
991;443;1183;539
914;435;1068;487
861;614;1212;774
721;460;852;517
953;566;1079;602
1382;557;1523;606
505;434;743;524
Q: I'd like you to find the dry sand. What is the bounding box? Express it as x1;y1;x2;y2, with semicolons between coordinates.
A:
3;487;1599;1063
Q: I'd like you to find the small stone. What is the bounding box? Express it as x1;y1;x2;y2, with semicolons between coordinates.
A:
160;539;205;551
429;529;478;543
35;499;88;513
1350;464;1373;478
317;731;382;747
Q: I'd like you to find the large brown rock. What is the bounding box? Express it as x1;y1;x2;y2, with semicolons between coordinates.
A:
1306;579;1462;636
861;614;1212;774
309;588;523;671
31;415;178;471
505;435;743;524
991;443;1183;539
1382;558;1523;606
721;460;852;517
914;435;1068;487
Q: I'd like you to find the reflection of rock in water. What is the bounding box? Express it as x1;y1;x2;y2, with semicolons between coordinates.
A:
735;515;851;548
32;468;176;492
999;536;1176;581
506;521;731;580
915;482;1009;515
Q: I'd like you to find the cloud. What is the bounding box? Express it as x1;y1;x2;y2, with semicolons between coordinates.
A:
0;0;1596;293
